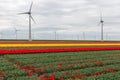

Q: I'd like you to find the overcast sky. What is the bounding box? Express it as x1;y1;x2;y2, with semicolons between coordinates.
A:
0;0;120;40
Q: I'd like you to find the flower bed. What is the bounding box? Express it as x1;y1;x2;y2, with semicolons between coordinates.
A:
0;43;120;47
1;50;120;80
1;47;120;55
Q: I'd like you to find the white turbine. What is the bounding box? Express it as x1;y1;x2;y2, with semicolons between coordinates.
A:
19;2;36;41
83;32;85;40
14;27;20;40
98;10;104;41
54;31;57;40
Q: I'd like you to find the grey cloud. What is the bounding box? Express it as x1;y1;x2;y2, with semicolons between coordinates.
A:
0;0;120;40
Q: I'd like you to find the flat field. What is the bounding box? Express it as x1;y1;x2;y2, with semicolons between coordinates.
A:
1;50;120;80
1;41;120;80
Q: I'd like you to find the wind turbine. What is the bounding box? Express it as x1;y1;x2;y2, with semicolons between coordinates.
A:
19;2;36;41
83;32;85;40
54;31;57;40
14;27;20;40
98;10;104;41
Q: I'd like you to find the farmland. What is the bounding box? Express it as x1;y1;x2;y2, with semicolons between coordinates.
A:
1;41;120;80
1;50;120;80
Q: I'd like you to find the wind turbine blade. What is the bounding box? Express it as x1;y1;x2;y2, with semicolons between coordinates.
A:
100;12;103;21
97;8;103;26
99;8;103;21
29;2;33;12
98;22;101;26
30;15;36;23
18;12;29;14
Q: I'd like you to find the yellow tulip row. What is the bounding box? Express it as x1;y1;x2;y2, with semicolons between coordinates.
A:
0;43;120;47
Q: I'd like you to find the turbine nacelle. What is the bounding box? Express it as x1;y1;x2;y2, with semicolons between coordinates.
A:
101;20;104;23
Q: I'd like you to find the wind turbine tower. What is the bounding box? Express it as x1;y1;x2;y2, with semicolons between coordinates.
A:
55;31;57;40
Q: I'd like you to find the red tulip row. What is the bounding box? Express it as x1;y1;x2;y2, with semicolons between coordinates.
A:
0;47;120;55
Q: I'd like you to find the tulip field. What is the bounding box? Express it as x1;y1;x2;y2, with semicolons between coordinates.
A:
1;41;120;80
1;50;120;80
